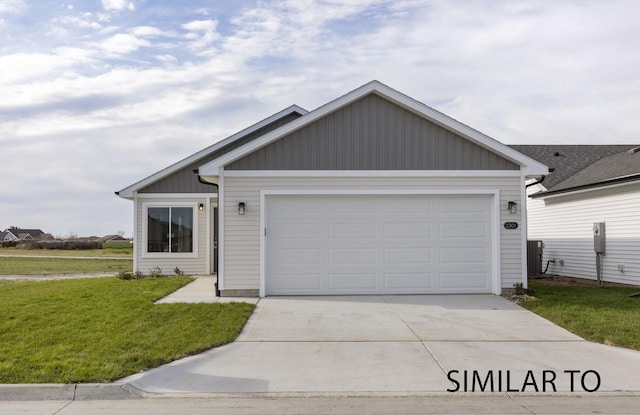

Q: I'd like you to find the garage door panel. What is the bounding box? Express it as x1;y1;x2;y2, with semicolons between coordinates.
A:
271;223;322;239
384;273;433;289
329;222;376;239
440;247;488;263
383;198;433;213
266;194;493;295
270;248;321;265
384;223;432;238
384;247;432;264
329;248;376;264
439;222;488;238
269;273;322;291
441;272;489;290
329;273;377;290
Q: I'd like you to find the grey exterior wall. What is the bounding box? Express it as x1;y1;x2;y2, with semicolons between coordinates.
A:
227;93;519;171
140;112;303;193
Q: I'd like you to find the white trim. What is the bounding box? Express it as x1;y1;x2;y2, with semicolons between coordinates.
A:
205;196;211;275
520;172;528;289
492;191;502;295
141;202;199;259
217;171;225;290
533;179;640;200
259;188;501;297
224;170;521;178
200;81;548;176
116;106;307;198
135;193;218;199
133;196;138;272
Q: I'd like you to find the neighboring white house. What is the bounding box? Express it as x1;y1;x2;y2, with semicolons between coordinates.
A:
118;81;548;297
0;228;45;241
512;145;640;286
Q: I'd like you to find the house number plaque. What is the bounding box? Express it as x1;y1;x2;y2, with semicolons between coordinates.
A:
504;222;518;230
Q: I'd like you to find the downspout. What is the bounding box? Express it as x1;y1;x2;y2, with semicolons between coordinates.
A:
193;169;220;297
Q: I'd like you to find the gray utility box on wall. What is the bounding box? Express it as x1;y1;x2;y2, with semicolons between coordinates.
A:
593;222;606;253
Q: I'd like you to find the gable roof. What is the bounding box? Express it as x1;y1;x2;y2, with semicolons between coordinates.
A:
511;145;640;197
4;228;45;239
199;81;548;178
116;105;308;199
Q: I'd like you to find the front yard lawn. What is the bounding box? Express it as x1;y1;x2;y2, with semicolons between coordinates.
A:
0;257;132;275
0;277;255;383
523;280;640;351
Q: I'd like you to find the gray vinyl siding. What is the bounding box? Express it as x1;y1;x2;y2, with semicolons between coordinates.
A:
134;196;211;275
139;112;302;193
527;182;640;286
222;175;523;292
227;94;518;171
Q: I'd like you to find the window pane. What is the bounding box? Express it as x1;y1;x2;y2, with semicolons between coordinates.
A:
148;208;169;252
171;207;193;253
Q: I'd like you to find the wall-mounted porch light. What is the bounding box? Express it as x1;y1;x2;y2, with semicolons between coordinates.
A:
238;202;246;215
198;203;204;212
508;201;518;214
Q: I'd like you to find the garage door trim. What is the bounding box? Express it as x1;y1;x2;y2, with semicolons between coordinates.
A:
259;189;501;296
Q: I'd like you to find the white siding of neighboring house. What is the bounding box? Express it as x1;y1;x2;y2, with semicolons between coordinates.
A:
221;174;525;292
527;181;640;285
134;196;214;276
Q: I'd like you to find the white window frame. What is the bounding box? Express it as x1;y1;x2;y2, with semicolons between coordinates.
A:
142;202;199;258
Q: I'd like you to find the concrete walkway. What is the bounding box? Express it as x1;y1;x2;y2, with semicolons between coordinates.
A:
124;294;640;395
154;276;258;305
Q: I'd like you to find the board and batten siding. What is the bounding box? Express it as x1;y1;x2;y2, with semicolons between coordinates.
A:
134;197;210;275
222;175;524;292
227;94;519;171
138;112;302;193
527;182;640;285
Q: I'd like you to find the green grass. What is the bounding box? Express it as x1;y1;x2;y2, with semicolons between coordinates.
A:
0;245;132;257
523;281;640;351
0;277;255;383
0;257;133;275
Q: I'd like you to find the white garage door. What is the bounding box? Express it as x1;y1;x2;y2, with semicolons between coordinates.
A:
265;194;493;295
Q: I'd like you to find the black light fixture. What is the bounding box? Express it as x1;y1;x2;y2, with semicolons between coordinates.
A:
238;202;246;215
508;201;518;214
198;203;204;212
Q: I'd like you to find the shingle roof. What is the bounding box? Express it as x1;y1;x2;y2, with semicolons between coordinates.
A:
4;229;45;239
509;145;636;191
548;147;640;193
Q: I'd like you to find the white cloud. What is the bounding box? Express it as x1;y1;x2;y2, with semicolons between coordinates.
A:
0;0;24;14
181;19;220;52
101;0;135;12
100;33;149;55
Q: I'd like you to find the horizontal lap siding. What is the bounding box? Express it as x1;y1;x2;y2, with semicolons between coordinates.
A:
223;176;523;291
527;183;640;285
135;197;210;275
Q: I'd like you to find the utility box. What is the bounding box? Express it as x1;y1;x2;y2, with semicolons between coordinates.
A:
527;240;544;276
593;222;606;253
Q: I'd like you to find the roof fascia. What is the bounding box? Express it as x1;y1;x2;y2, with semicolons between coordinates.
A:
199;81;548;177
116;105;308;199
531;174;640;199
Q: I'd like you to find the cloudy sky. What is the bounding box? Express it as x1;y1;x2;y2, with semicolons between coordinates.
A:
1;0;639;238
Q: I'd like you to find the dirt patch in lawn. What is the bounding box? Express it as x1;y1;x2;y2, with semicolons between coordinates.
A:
529;275;635;288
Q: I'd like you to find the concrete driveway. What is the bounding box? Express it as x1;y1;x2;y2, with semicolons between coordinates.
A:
124;295;640;395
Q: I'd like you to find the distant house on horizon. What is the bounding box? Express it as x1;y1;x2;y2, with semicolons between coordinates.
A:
101;234;130;243
1;228;46;241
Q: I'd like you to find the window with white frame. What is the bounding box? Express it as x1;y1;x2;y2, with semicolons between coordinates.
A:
147;206;194;253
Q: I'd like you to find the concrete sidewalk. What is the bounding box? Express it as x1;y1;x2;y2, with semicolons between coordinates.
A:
124;295;640;395
154;276;259;305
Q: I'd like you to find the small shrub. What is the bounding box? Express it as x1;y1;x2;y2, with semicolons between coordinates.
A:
117;271;134;280
174;267;184;276
149;266;165;278
134;270;145;279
